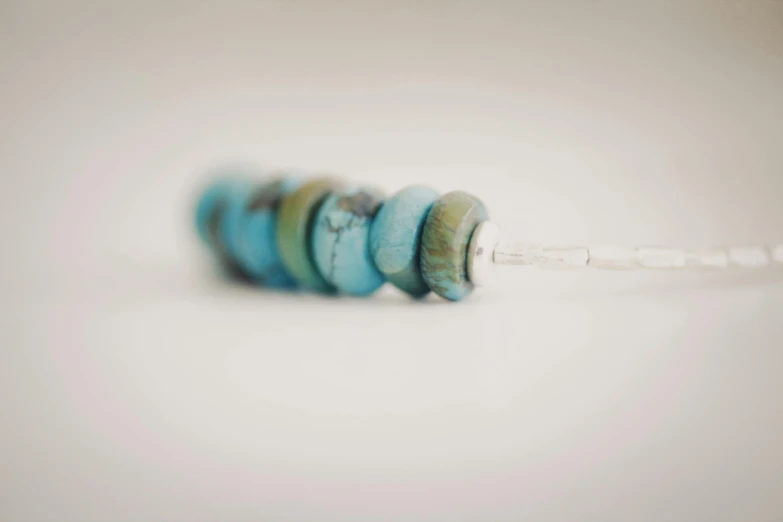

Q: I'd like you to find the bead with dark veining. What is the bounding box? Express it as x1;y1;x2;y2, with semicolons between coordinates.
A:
420;191;488;301
312;188;386;296
276;177;343;293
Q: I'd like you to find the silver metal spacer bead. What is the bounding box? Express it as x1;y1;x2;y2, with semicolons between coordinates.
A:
467;221;501;286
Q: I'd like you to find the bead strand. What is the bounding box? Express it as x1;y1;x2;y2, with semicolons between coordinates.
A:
195;173;488;301
195;169;781;302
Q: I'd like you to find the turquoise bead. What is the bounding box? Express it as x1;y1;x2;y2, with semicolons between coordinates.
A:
227;178;303;288
277;178;344;293
369;185;439;297
195;178;250;246
312;188;386;296
221;187;253;264
194;178;254;268
421;191;488;301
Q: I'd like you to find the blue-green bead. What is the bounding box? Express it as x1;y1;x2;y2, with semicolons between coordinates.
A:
421;191;488;301
277;178;344;293
194;178;254;268
312;188;386;296
221;186;254;264
369;185;439;297
195;178;249;245
227;178;303;288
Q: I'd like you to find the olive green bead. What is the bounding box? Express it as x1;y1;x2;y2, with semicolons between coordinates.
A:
276;178;343;293
420;191;488;301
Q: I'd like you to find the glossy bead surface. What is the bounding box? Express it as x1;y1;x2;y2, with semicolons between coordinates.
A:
231;178;303;288
421;191;489;301
369;185;439;297
312;188;386;296
277;178;343;293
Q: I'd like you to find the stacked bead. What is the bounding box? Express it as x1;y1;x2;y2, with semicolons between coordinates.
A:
195;173;489;302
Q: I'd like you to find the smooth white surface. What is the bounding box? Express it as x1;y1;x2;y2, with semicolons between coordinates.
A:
1;1;783;521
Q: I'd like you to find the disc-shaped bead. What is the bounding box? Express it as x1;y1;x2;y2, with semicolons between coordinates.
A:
276;178;343;293
420;191;488;301
369;185;439;297
312;188;386;296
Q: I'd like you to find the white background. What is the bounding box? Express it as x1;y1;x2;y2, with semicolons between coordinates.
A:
1;1;782;520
